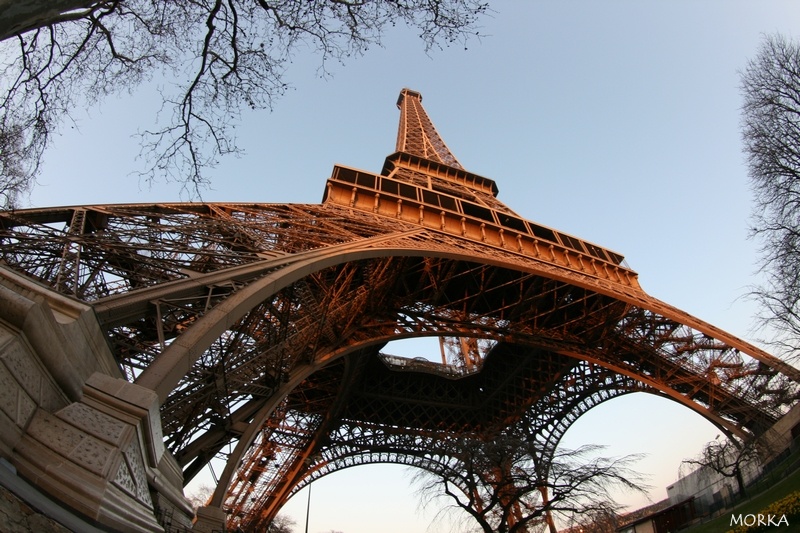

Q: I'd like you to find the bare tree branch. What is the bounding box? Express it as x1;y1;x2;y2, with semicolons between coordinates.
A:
0;0;489;205
414;435;648;533
742;33;800;360
679;435;763;500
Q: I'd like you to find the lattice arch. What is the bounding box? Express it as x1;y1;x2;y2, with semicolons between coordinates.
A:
287;359;650;491
0;89;797;532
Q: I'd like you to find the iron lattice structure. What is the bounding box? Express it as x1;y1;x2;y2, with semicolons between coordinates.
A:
1;88;799;530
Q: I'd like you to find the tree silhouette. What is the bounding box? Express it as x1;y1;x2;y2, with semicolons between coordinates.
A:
680;435;761;500
0;0;488;204
415;434;648;533
741;33;800;358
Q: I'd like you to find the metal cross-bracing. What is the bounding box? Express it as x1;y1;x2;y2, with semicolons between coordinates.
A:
396;88;463;170
285;359;648;489
209;262;794;528
0;89;798;531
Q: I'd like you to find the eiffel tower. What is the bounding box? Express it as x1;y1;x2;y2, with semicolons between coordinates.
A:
0;89;798;532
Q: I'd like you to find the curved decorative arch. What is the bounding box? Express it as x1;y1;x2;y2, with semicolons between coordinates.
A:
286;360;649;496
0;89;796;532
3;206;796;529
124;238;795;424
213;322;778;527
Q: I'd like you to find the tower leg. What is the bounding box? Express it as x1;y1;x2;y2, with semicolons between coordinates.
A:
13;373;194;532
0;269;193;532
193;505;227;532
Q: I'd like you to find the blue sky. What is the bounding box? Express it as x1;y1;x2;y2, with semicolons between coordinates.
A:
27;1;800;531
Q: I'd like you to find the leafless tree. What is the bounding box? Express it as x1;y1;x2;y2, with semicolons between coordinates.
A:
0;124;33;207
741;33;800;359
189;482;293;532
266;514;297;533
0;0;488;204
561;508;621;533
680;435;761;500
185;483;214;511
414;435;648;533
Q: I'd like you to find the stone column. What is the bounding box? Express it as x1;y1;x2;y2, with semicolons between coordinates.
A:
0;268;194;532
13;373;194;532
193;505;228;533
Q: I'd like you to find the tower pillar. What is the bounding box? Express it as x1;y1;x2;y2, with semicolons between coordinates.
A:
0;267;193;532
193;505;228;533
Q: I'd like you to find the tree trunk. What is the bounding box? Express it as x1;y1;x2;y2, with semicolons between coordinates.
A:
538;485;559;533
735;466;747;499
0;0;99;41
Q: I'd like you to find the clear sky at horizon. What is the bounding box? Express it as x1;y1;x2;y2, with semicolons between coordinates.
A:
22;1;800;532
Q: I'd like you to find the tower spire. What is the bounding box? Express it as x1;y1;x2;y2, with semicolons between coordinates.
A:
395;88;463;169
